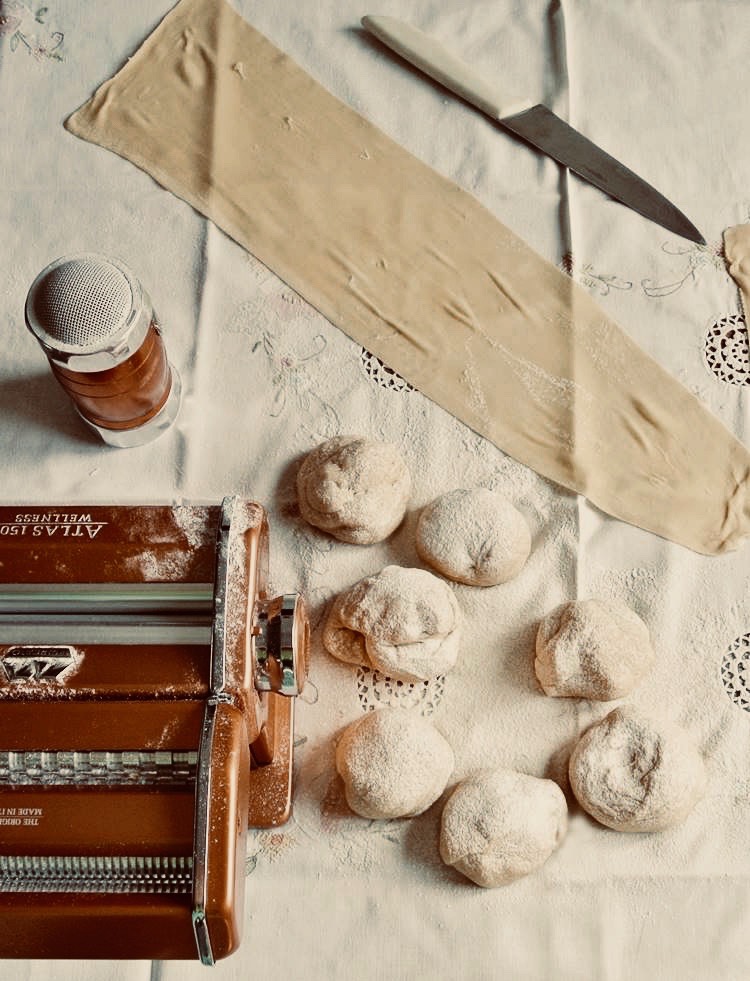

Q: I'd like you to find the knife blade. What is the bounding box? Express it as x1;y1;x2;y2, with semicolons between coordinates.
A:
362;15;705;245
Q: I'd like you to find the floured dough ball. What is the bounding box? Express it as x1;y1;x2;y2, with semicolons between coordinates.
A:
440;769;567;888
335;708;454;819
569;706;706;832
535;598;655;700
323;565;461;682
296;436;410;544
415;487;531;586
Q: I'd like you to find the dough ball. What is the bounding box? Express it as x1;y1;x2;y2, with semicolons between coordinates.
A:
535;598;655;700
335;707;454;819
569;706;706;832
323;565;462;682
296;436;410;544
440;769;567;888
415;487;531;586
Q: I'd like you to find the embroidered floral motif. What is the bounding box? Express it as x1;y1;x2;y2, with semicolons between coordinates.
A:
704;314;750;386
253;330;329;418
245;735;310;874
721;634;750;712
245;831;295;874
0;2;63;60
561;231;732;302
285;520;336;579
226;292;339;437
641;238;725;298
320;774;403;848
560;253;632;296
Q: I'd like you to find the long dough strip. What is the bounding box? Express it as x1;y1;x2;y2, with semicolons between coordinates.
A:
66;0;750;554
724;225;750;325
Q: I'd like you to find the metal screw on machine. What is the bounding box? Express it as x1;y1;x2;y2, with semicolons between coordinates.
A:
254;594;308;697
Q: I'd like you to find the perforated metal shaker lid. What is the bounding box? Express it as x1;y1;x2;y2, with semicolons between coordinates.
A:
25;253;153;369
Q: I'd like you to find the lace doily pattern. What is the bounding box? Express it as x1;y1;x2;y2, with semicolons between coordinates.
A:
360;349;414;393
721;634;750;711
356;667;444;716
704;315;750;385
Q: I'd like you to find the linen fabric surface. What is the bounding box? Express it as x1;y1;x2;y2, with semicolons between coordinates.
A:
65;0;750;556
1;1;749;980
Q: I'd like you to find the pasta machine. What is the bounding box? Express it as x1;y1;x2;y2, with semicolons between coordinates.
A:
0;497;307;963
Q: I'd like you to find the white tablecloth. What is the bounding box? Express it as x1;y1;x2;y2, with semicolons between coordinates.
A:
1;1;749;978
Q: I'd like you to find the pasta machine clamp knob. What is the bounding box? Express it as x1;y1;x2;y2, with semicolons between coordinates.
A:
254;594;308;697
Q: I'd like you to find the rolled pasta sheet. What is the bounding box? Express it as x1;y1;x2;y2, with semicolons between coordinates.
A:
67;0;750;555
724;224;750;324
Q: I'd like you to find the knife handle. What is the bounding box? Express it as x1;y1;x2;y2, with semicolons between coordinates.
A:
362;15;533;121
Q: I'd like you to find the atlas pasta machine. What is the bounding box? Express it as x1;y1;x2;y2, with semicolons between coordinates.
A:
0;497;308;963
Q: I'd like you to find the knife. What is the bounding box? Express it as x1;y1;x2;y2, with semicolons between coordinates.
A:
361;15;705;245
